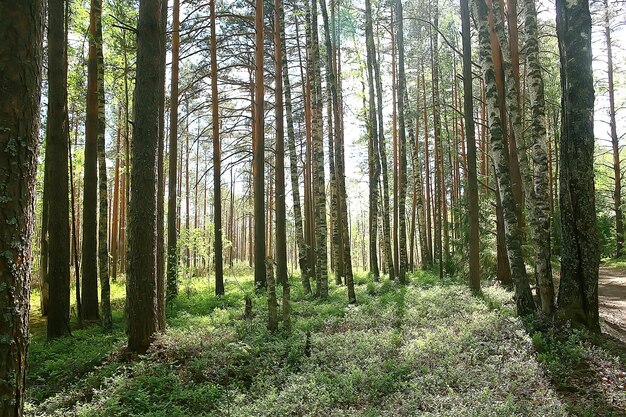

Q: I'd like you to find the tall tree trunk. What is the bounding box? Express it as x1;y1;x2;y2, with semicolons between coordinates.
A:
47;0;71;338
320;0;355;301
391;9;399;279
282;8;309;291
40;145;49;317
462;0;480;292
431;0;444;279
254;0;267;291
310;0;329;298
395;0;408;284
82;0;102;321
0;0;43;413
95;0;112;330
475;0;535;316
373;17;395;279
156;0;168;331
167;0;180;302
211;0;224;296
365;0;381;279
111;115;121;282
422;66;433;267
556;0;599;331
69;121;83;325
127;0;162;354
274;0;288;289
524;0;555;314
603;0;622;258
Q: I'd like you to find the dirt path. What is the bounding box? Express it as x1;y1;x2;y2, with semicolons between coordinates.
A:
599;266;626;343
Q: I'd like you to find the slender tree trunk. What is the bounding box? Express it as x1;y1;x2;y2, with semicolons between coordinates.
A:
395;0;408;284
422;66;433;266
95;0;112;330
310;0;329;298
275;0;288;290
282;8;309;291
373;17;395;279
47;0;71;338
462;0;480;292
69;132;83;325
266;260;278;331
603;0;622;258
211;0;224;296
365;0;381;279
431;0;444;279
156;0;168;331
82;0;102;321
320;0;355;301
391;9;399;279
40;145;50;317
524;0;555;314
556;0;599;331
111;114;121;282
0;0;43;413
127;0;162;353
254;0;267;290
167;0;180;302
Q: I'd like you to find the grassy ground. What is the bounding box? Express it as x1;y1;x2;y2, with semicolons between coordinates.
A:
24;269;623;416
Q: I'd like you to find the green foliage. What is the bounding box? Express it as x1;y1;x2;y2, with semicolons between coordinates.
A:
26;273;570;416
531;330;586;381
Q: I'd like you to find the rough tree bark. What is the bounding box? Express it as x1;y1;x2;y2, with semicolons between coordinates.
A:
0;0;43;413
46;0;71;339
556;0;599;331
156;0;168;331
211;0;225;296
282;7;309;292
462;0;480;292
254;0;267;291
82;0;102;321
126;0;162;354
310;0;329;298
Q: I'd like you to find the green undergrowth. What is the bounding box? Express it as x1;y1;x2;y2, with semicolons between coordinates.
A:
26;271;568;416
526;322;626;416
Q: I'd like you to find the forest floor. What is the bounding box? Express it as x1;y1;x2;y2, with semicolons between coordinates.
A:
24;269;626;416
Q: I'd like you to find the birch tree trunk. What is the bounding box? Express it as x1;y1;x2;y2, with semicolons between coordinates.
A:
475;0;535;316
524;0;555;314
